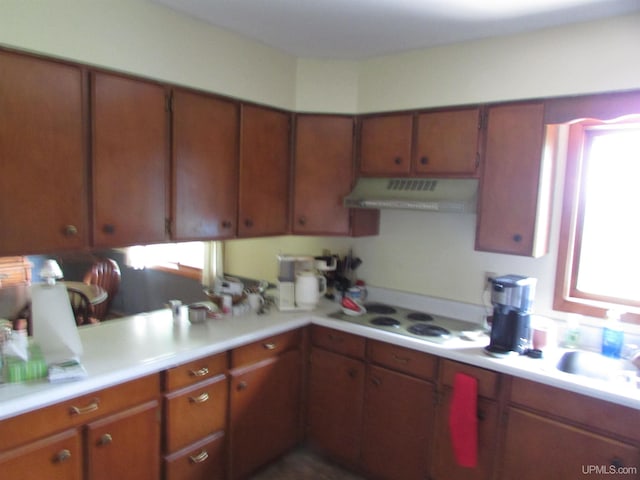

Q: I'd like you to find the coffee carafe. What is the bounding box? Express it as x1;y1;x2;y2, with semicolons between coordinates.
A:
487;275;537;355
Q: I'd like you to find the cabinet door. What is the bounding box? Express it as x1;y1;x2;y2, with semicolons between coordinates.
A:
307;346;365;467
0;51;86;255
92;72;168;247
86;400;160;480
173;89;238;240
0;428;82;480
293;114;354;235
229;349;302;479
500;408;639;480
361;365;434;480
238;104;290;237
475;103;548;256
360;114;413;176
414;108;480;176
431;391;499;480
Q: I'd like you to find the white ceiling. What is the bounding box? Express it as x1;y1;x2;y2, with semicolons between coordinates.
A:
152;0;640;59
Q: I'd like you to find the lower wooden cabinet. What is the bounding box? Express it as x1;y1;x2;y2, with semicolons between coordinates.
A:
361;365;435;480
229;347;302;479
164;433;225;480
307;346;365;467
86;400;160;480
500;408;639;480
0;428;82;480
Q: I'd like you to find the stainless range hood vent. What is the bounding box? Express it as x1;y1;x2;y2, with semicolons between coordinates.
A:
344;177;478;213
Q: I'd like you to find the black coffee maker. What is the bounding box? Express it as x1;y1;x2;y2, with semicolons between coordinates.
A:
487;274;537;355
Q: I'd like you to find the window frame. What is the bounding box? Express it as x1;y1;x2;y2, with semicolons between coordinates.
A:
554;117;640;324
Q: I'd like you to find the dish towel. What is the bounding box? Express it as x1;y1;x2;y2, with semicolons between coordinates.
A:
448;372;479;468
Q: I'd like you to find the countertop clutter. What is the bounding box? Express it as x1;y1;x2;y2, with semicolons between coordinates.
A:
0;295;639;422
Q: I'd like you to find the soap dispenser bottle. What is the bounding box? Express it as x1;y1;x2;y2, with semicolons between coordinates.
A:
601;310;624;358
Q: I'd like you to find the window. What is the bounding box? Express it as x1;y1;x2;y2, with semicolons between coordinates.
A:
555;117;640;323
126;242;206;281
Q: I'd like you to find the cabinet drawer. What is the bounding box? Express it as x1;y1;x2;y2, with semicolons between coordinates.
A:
163;352;228;392
509;377;640;442
440;359;500;399
311;325;366;359
0;374;160;451
0;428;82;480
231;329;301;367
165;432;225;480
164;374;228;453
368;340;437;380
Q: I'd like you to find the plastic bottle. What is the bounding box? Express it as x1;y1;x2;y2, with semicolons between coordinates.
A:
564;314;581;349
601;310;624;359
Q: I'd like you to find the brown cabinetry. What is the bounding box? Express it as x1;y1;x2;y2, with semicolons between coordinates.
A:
172;89;239;240
500;377;640;480
475;102;552;257
294;114;379;237
359;108;481;178
162;352;228;480
228;330;303;479
0;375;160;480
92;71;169;247
238;104;291;237
361;364;435;480
0;51;87;255
431;360;501;480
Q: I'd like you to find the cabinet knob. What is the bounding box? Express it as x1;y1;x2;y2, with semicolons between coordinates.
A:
394;157;402;165
244;219;253;228
370;376;381;386
62;224;78;237
298;216;307;226
53;449;72;463
347;368;358;379
189;450;209;464
237;381;248;391
102;224;116;235
98;433;113;446
512;234;523;243
221;220;232;229
477;410;486;421
420;156;429;165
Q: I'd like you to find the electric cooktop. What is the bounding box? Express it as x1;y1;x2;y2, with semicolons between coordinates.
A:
328;302;485;345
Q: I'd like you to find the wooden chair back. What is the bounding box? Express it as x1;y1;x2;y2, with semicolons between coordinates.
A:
83;257;121;320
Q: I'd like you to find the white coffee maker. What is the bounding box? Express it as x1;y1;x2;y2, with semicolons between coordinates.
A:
276;255;315;311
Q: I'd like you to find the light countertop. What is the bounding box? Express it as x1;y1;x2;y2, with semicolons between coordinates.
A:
1;298;639;422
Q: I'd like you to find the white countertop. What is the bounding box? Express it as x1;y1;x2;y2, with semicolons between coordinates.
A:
1;298;639;422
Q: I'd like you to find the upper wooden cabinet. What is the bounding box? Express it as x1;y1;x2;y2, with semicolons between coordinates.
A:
238;104;291;237
91;72;169;248
475;102;552;257
414;108;480;176
360;113;413;176
172;89;239;241
294;114;368;236
0;51;87;255
359;108;481;177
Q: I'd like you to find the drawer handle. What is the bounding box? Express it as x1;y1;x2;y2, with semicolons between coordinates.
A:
263;342;276;350
327;334;343;343
54;449;72;463
392;354;410;364
237;381;248;391
189;392;210;404
98;433;113;446
189;450;209;464
69;398;100;416
189;367;209;377
370;376;381;386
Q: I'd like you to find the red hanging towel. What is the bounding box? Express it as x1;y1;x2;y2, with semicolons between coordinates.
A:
448;372;478;468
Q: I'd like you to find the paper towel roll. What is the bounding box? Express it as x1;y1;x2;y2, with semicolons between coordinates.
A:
31;284;84;363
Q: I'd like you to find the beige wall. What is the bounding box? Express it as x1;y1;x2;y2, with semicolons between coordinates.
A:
2;1;639;318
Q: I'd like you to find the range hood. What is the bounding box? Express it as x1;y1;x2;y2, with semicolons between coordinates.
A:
344;178;478;213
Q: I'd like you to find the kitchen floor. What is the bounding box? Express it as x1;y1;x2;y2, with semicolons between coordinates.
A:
250;447;366;480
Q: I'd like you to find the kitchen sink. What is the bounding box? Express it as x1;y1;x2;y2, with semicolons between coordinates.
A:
556;350;638;383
